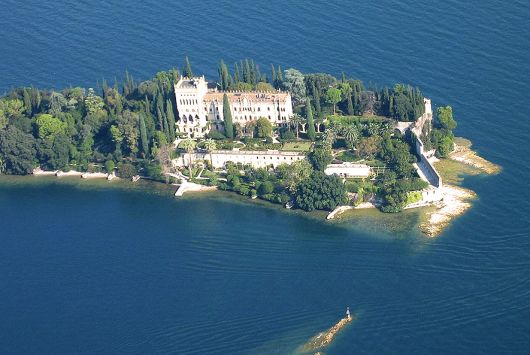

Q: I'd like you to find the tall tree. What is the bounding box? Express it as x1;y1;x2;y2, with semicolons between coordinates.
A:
180;138;196;178
347;95;354;115
203;139;217;168
22;88;32;115
244;59;251;84
306;98;316;141
139;114;149;157
289;113;303;139
234;62;241;83
218;60;230;90
223;94;234;139
165;99;176;142
182;56;193;78
282;69;306;104
0;126;36;175
312;83;322;117
326;88;342;114
250;59;257;85
437;106;457;130
256;117;272;138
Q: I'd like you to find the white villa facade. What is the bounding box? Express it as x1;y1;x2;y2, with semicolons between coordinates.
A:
174;76;294;137
324;163;372;179
175;150;306;169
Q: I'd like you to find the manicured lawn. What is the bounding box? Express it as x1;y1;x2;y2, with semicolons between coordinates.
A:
281;141;313;152
335;151;359;162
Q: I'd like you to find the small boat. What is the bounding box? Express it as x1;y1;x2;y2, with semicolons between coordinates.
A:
285;201;294;209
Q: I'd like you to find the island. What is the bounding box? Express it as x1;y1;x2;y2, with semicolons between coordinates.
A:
0;57;499;236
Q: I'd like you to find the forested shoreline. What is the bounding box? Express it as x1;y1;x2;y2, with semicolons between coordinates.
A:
0;57;456;212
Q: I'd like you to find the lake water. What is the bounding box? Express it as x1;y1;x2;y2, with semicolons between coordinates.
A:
1;0;530;354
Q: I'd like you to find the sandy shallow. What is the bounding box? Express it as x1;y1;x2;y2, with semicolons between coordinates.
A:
450;138;501;174
297;316;353;354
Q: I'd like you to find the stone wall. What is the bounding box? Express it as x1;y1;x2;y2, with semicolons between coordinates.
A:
412;99;443;189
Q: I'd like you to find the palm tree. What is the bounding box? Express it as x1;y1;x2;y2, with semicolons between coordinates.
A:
366;122;379;136
289;113;304;139
203;138;217;169
342;125;360;149
322;127;337;149
180;138;196;178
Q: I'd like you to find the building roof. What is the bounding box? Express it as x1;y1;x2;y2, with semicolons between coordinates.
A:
204;91;290;103
175;76;206;89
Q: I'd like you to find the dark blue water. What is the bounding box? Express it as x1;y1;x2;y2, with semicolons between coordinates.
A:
1;0;530;353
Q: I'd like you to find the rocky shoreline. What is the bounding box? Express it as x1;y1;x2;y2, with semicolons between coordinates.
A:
421;138;500;236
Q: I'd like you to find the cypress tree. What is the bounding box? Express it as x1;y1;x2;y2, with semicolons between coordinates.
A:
139;114;149;157
157;107;166;133
223;93;234;139
218;60;230;90
144;96;151;117
244;59;251;84
164;114;171;141
250;59;256;85
271;65;277;86
313;84;322;117
102;79;108;97
182;56;193;78
347;95;354;116
234;63;241;83
277;65;283;82
306;98;316;141
22;88;32;115
31;86;41;114
165;99;176;142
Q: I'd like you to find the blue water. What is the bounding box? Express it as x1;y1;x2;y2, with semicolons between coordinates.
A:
1;0;530;353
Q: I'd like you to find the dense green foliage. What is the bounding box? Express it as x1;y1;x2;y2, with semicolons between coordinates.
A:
0;58;458;216
304;73;424;121
0;65;183;178
310;147;333;171
295;171;347;211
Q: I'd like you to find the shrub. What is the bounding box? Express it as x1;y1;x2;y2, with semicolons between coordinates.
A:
117;163;137;179
104;160;115;173
258;181;274;196
279;128;295;140
208;130;226;140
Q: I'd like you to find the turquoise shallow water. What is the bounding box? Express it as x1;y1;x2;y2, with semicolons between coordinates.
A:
1;0;530;354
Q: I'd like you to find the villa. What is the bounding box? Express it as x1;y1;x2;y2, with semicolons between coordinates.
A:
324;163;372;179
174;76;294;137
